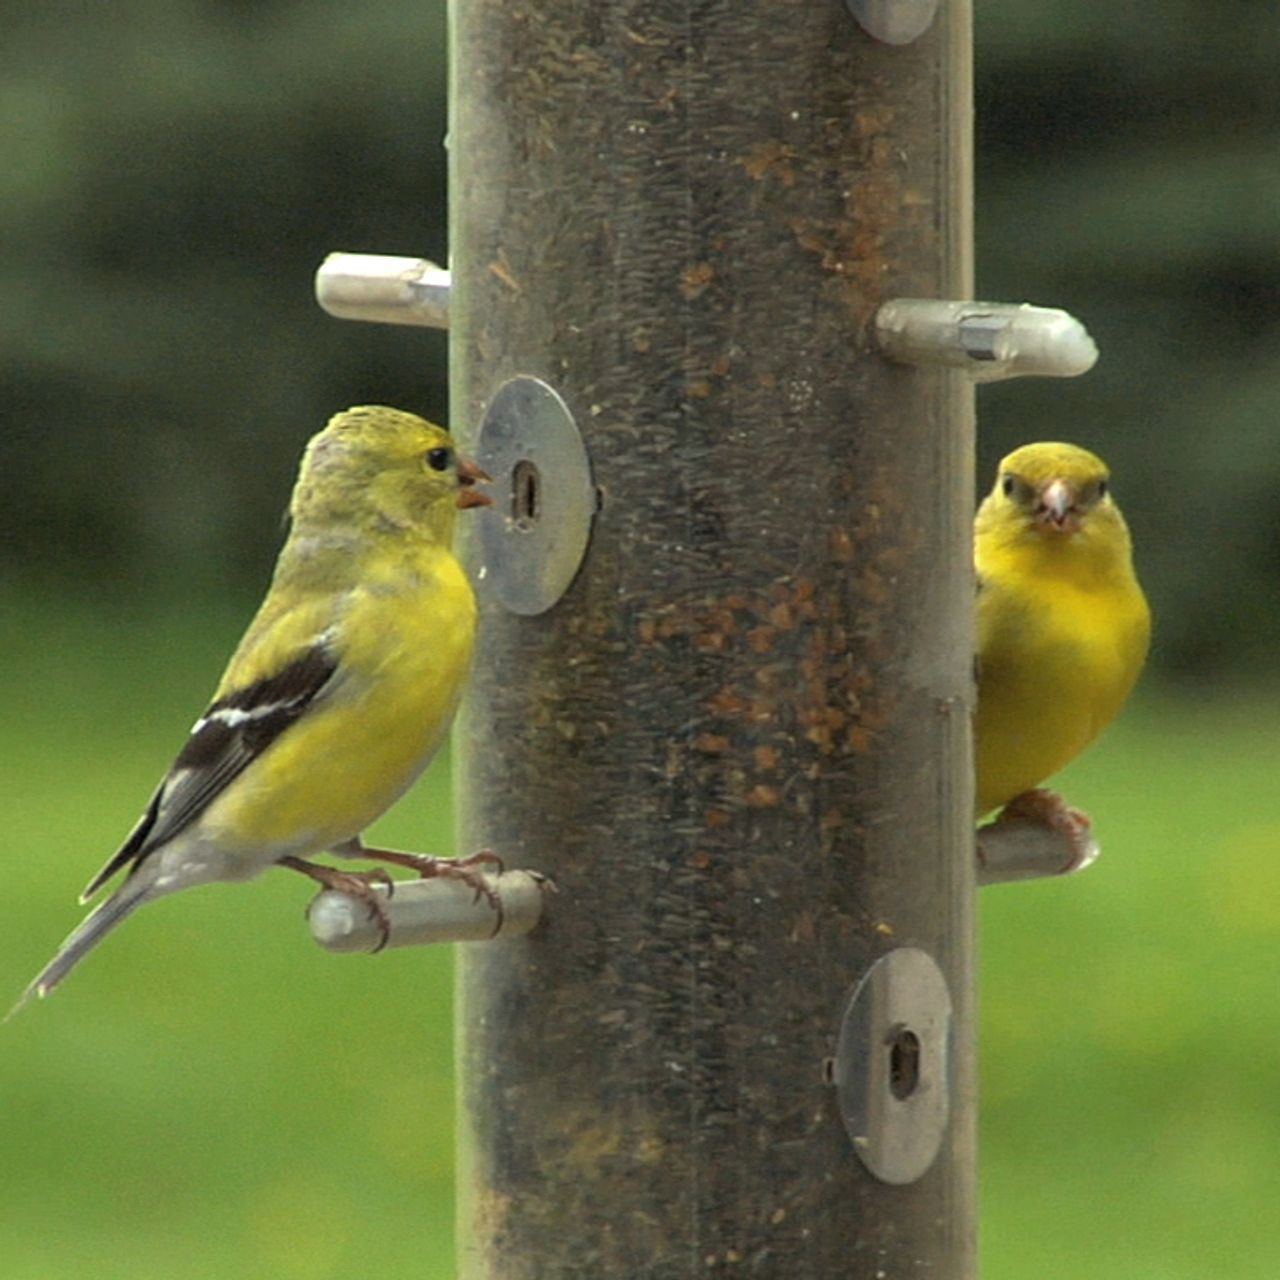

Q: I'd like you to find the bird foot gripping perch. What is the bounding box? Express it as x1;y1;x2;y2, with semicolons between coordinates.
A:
305;864;553;954
976;789;1100;887
335;837;505;916
283;848;515;951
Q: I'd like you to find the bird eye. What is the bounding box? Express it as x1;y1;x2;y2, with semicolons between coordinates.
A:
1001;475;1016;497
425;447;452;472
1097;479;1109;498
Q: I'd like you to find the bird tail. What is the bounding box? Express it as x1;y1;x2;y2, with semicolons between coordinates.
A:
7;873;154;1020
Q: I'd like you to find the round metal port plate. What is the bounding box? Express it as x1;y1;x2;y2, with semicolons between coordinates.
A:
472;376;594;616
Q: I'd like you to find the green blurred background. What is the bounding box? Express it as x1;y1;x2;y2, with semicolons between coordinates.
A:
1;2;1276;1276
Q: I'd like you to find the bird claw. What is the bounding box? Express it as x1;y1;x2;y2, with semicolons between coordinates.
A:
282;857;395;950
343;844;507;932
994;788;1098;875
423;851;506;931
448;850;505;912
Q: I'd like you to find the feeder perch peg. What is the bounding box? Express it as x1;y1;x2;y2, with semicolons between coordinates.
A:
846;0;939;45
976;806;1100;887
308;869;550;953
314;252;451;330
876;299;1098;382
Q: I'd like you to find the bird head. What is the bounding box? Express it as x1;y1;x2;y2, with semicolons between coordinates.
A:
292;406;491;537
988;442;1114;538
975;441;1136;581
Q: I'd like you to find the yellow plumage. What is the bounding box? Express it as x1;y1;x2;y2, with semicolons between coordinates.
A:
205;524;477;859
207;554;476;856
14;406;491;1011
974;442;1150;817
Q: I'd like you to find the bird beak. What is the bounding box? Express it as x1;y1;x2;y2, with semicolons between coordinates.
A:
456;457;493;509
1036;479;1079;532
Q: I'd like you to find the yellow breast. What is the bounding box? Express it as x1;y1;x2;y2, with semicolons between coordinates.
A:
210;551;477;854
975;562;1149;816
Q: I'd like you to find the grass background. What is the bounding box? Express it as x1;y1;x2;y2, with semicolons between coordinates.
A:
3;592;1278;1277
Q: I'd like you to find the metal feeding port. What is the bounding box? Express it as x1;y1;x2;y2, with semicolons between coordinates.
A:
834;947;954;1185
471;376;596;616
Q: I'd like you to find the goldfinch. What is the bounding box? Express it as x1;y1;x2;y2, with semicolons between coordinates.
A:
13;406;492;1013
975;442;1150;819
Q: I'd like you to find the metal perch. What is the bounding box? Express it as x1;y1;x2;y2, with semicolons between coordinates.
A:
307;870;549;952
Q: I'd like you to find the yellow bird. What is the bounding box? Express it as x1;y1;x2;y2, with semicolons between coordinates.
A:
13;406;493;1013
975;441;1150;819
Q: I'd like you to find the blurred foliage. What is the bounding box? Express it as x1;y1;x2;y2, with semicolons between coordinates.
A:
0;0;449;596
0;2;1277;679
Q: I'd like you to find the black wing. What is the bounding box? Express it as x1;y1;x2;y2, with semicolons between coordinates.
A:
81;645;339;900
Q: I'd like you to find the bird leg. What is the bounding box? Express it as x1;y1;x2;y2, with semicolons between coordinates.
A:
279;855;395;951
331;838;506;924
